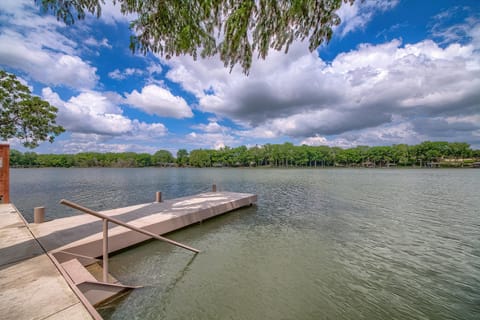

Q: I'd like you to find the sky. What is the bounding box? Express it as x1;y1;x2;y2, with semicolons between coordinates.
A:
0;0;479;155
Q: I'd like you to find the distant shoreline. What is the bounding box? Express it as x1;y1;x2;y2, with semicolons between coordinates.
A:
9;140;480;169
10;165;479;169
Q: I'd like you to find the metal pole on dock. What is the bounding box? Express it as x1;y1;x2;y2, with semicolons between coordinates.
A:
102;219;109;283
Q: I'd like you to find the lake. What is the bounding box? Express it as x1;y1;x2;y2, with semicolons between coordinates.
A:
10;168;480;319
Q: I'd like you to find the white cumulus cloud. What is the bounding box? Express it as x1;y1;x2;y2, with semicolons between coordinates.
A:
161;16;480;147
0;0;98;89
125;84;193;118
42;88;168;139
336;0;400;37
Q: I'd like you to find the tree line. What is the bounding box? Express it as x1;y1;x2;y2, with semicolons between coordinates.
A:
9;141;480;168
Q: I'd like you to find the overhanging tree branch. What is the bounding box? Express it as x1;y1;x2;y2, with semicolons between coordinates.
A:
0;70;65;148
38;0;355;74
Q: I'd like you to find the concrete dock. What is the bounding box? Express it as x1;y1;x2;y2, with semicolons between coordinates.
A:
0;203;93;320
29;191;256;256
0;190;256;319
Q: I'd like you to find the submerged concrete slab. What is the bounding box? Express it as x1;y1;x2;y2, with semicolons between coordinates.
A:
0;204;93;320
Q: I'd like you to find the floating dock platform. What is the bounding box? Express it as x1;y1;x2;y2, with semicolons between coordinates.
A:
0;190;257;319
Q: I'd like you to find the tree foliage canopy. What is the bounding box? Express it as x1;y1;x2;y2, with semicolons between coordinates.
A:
153;149;175;164
10;141;480;168
0;70;64;148
39;0;354;73
176;149;189;167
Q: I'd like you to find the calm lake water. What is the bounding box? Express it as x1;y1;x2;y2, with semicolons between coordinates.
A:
10;168;480;319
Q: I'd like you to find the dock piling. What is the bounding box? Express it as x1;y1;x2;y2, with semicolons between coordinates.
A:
34;207;45;223
155;191;162;203
212;184;217;192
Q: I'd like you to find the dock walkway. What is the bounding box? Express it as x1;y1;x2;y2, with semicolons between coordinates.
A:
0;203;92;320
29;191;256;256
0;191;256;319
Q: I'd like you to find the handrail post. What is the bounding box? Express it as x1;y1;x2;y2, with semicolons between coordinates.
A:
102;218;109;283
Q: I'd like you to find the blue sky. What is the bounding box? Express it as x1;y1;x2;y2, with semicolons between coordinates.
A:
1;0;479;154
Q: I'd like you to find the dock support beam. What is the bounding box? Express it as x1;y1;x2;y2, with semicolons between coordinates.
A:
156;191;162;203
212;184;217;192
34;207;45;223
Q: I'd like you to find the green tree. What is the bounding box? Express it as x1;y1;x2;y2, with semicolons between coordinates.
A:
311;145;332;167
448;142;471;161
295;145;310;166
472;149;480;160
176;149;189;167
40;0;354;73
189;149;212;167
74;152;99;167
7;141;479;168
392;144;409;166
214;146;231;166
136;153;153;167
231;146;248;166
9;149;23;166
23;152;39;166
0;70;64;148
153;150;174;166
117;152;138;167
247;145;265;166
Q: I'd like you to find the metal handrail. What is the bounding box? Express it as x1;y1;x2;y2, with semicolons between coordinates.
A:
60;199;200;282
